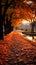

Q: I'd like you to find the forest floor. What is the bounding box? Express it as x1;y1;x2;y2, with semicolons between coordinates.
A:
0;31;36;65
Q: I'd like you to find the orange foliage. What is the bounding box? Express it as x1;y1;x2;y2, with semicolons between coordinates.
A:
12;19;22;27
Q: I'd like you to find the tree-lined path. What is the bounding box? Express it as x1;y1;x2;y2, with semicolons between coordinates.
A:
0;31;36;65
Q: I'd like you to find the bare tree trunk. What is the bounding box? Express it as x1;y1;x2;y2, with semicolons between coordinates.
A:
0;19;3;40
0;1;3;40
31;22;34;39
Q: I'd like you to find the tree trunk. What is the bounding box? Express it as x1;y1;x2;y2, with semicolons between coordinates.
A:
0;1;3;40
0;19;3;40
31;22;34;39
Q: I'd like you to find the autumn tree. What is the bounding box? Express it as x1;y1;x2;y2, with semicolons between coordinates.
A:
0;0;33;40
0;0;24;39
0;0;17;39
0;0;24;40
0;0;9;39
